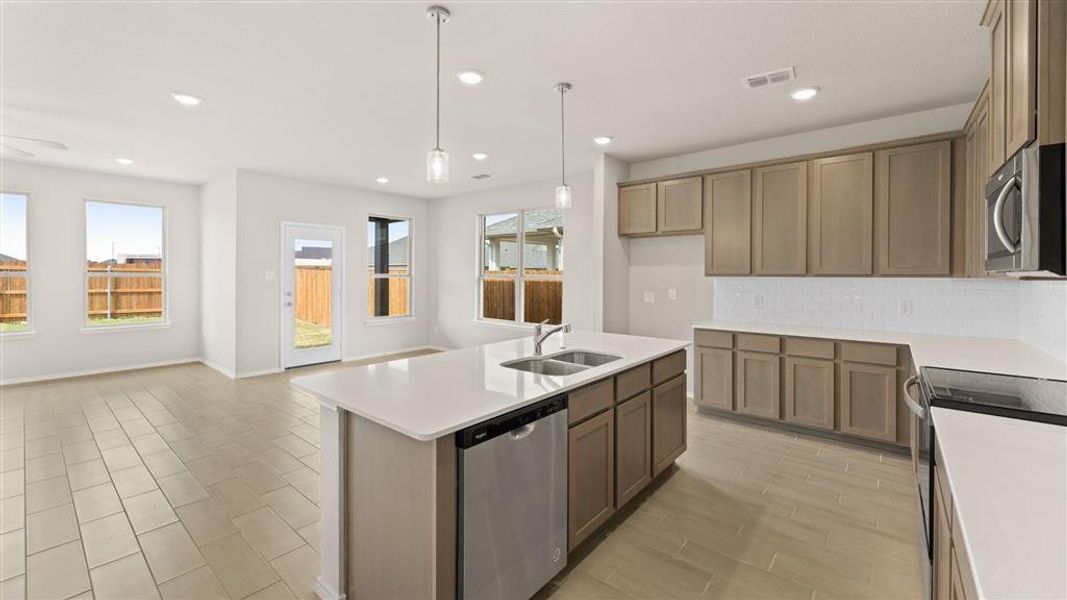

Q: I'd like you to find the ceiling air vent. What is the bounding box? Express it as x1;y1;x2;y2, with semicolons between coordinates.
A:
741;66;796;89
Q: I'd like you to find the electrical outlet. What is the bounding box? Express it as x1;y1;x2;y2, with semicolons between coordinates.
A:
753;294;765;310
644;291;655;304
668;288;677;301
900;300;914;316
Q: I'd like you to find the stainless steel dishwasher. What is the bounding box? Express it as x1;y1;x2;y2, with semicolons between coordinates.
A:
456;395;568;600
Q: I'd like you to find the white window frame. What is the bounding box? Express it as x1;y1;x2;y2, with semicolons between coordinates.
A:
476;208;564;326
81;199;169;332
0;191;33;337
366;213;414;323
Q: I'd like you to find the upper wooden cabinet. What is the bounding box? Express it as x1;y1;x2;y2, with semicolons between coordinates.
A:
875;141;953;276
657;177;703;233
704;170;752;275
753;161;808;275
618;183;657;236
808;153;874;275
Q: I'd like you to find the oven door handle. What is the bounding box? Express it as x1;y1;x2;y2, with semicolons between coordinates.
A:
903;376;925;419
992;176;1020;253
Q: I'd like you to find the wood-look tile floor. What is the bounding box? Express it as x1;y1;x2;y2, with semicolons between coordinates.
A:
543;410;925;600
3;357;924;600
0;352;435;600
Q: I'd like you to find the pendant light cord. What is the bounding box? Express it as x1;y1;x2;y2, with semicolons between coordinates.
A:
435;10;441;151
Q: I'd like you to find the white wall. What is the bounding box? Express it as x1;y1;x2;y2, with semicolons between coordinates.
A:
1;162;200;383
233;170;432;376
630;103;973;180
199;172;237;376
1018;280;1067;363
429;174;595;349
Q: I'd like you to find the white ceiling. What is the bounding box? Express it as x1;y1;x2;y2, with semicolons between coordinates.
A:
1;2;987;198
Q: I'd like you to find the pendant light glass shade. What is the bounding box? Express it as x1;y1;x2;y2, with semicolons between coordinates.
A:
555;184;572;209
426;148;450;183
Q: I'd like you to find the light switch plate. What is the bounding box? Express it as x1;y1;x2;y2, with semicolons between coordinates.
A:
644;291;655;304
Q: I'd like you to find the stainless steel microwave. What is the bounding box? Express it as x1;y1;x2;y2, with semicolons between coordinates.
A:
985;142;1065;277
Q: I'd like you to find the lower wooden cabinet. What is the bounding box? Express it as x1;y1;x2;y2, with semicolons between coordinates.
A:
839;362;898;442
567;409;614;549
783;357;835;430
651;374;687;477
696;346;733;410
736;351;780;419
615;391;651;506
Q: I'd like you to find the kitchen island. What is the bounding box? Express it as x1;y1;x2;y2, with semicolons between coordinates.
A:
292;331;690;600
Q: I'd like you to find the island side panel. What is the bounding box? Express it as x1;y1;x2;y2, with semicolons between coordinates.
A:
346;412;456;600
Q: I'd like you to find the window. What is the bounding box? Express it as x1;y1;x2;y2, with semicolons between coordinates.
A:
367;216;412;318
479;208;564;325
0;193;29;333
85;201;165;327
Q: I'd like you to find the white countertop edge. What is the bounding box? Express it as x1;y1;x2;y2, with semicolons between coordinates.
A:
292;337;691;442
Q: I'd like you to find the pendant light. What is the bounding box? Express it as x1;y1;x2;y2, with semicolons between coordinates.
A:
426;6;451;183
554;82;572;209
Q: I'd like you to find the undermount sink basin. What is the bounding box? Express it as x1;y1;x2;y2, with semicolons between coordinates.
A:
500;357;589;376
549;350;622;367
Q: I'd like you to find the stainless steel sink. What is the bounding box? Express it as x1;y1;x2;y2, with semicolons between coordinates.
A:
548;350;622;367
500;357;589;376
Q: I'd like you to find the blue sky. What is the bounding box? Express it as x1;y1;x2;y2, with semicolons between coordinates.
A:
85;201;163;262
0;193;27;260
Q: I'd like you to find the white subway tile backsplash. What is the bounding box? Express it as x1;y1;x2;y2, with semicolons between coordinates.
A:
711;278;1065;356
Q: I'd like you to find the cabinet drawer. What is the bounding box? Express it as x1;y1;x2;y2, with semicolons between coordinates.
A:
568;378;614;425
652;351;686;385
840;342;898;366
737;334;780;354
695;330;733;349
784;337;835;360
615;363;651;402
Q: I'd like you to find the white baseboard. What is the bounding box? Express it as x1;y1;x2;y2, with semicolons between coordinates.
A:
1;357;202;386
199;358;237;379
313;577;346;600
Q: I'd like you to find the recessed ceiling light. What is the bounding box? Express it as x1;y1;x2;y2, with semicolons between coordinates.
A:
170;92;202;106
593;136;613;146
457;69;485;85
790;86;820;101
376;177;389;184
115;158;134;165
472;152;489;161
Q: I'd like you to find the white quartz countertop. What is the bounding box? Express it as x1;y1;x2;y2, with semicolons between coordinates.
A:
932;407;1067;599
693;320;1067;380
291;331;689;441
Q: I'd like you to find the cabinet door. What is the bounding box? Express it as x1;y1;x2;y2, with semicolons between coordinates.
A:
875;141;952;276
568;409;614;550
933;472;952;600
704;170;752;275
783;357;834;430
753;162;807;275
839;362;897;442
657;177;703;233
615;391;651;507
696;347;733;411
651;373;687;477
989;0;1007;171
735;351;780;419
618;183;657;235
1005;0;1036;158
809;153;874;275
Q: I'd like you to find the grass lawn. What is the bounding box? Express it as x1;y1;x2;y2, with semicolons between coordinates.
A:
87;315;164;327
295;319;332;348
0;322;29;333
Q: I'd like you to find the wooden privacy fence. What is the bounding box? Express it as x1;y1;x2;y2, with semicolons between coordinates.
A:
482;270;563;324
86;264;164;320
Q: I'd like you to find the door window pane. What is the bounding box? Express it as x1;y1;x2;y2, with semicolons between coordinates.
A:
85;201;164;326
0;193;28;332
367;217;412;318
293;239;333;348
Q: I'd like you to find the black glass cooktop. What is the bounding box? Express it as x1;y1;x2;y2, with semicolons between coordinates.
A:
920;367;1067;425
